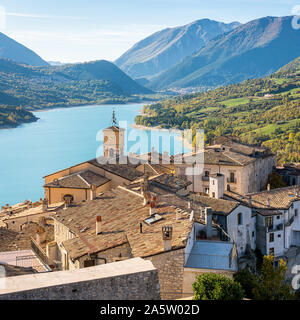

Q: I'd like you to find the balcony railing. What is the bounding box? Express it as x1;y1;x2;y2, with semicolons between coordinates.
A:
31;237;49;266
285;216;295;227
202;176;210;181
227;178;237;184
265;223;283;232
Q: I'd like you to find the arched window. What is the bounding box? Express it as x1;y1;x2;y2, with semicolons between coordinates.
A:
109;148;114;157
63;194;74;204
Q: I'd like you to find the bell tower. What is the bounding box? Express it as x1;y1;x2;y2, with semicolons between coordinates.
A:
103;110;125;158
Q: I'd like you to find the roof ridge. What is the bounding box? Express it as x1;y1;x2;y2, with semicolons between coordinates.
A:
77;173;91;187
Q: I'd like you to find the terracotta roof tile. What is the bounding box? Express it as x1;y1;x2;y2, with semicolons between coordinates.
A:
54;187;193;260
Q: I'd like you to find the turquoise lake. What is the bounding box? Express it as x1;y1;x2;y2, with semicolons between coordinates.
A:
0;103;189;207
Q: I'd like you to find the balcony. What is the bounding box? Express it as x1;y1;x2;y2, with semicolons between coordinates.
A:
285;216;295;227
265;223;283;232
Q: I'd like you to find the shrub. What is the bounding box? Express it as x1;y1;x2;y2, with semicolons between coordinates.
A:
192;273;245;300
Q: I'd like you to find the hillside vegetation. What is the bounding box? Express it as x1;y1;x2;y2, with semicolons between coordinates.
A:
135;57;300;163
0;59;157;128
0;106;38;128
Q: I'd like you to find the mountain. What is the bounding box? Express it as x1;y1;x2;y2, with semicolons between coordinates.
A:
0;32;48;66
136;56;300;164
115;19;240;79
148;16;300;90
0;59;153;116
49;60;152;94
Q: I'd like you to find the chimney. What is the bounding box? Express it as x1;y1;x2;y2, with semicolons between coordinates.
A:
189;210;194;221
141;176;149;205
149;195;157;216
42;198;48;212
176;210;182;220
96;215;102;235
162;226;173;251
267;183;271;191
63;195;72;210
205;207;213;239
90;184;97;200
267;198;270;207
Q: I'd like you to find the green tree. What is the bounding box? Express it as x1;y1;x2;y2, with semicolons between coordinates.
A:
233;269;257;299
252;255;294;300
192;273;245;300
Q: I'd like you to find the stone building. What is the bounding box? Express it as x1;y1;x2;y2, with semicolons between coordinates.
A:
225;186;300;258
47;178;242;299
275;163;300;186
174;136;276;195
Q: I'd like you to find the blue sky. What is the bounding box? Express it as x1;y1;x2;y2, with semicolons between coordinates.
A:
0;0;298;63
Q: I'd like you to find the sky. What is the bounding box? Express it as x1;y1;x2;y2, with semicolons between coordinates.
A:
0;0;298;63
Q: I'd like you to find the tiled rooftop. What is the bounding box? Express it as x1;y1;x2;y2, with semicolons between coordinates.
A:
225;186;300;210
88;157;144;181
54;187;193;260
0;223;54;252
1;263;38;277
189;194;240;216
44;170;110;189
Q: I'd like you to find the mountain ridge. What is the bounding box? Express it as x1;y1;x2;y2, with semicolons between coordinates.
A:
147;16;300;90
115;19;240;79
0;32;48;66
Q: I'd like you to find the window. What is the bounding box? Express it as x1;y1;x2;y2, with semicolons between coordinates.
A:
230;172;235;183
237;213;242;225
269;233;274;243
109;148;114;157
277;215;280;220
204;188;209;194
212;192;215;198
269;248;274;255
265;216;274;228
84;259;95;268
252;231;255;237
278;234;281;238
295;209;298;217
204;171;209;177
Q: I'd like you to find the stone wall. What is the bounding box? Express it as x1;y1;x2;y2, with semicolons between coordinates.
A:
0;258;160;300
146;248;185;300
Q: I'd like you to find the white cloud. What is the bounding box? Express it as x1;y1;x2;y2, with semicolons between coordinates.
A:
5;24;168;62
6;12;87;20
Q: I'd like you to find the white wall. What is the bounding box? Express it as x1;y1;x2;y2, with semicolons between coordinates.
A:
226;205;254;256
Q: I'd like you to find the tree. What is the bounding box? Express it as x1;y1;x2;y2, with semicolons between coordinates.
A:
192;273;245;300
233;269;257;299
252;255;294;300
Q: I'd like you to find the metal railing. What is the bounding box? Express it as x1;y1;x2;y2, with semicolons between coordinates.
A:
285;216;295;227
31;237;49;266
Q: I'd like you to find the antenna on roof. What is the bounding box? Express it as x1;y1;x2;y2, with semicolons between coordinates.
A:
112;109;117;126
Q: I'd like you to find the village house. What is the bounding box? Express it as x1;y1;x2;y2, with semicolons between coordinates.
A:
45;173;246;299
224;186;300;258
174;136;276;195
275;163;300;186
